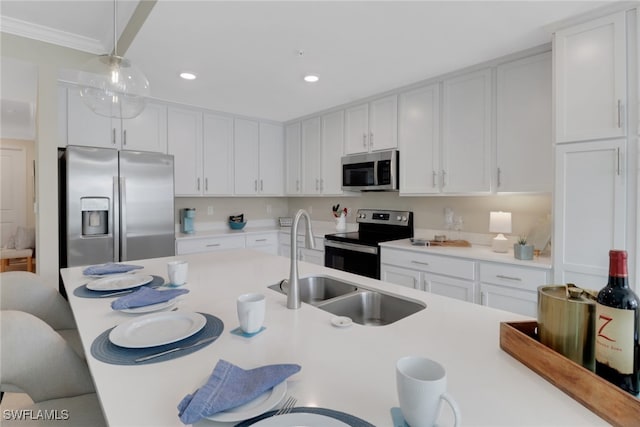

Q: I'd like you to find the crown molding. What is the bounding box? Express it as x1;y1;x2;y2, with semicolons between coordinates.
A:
0;16;106;54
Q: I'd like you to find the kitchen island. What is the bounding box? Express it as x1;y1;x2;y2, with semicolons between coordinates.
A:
61;249;607;426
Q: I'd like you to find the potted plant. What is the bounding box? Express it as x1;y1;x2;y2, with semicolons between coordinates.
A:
514;236;534;260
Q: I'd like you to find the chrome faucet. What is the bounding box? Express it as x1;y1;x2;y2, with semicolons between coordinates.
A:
287;209;316;309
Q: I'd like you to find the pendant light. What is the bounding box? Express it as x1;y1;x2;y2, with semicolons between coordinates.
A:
78;0;149;119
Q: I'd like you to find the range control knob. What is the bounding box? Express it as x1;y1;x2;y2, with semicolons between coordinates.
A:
401;216;407;222
396;215;402;221
359;213;366;219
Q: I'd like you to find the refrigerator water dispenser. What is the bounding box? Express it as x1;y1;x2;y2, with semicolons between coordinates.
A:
81;197;109;236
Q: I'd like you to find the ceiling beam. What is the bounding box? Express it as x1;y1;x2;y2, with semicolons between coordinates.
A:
114;0;157;56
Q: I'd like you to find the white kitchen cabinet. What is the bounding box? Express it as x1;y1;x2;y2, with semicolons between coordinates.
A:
234;119;284;195
441;68;492;193
381;264;420;289
425;274;476;303
278;233;325;265
554;11;627;143
496;52;552;193
202;113;234;195
479;261;548;317
302;117;322;194
66;87;167;153
176;235;245;255
344;95;397;154
398;83;440;194
553;139;627;289
320;110;345;195
285;122;302;195
300;247;325;266
245;232;278;255
168;106;203;196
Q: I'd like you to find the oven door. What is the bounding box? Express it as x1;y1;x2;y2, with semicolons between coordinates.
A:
324;240;380;279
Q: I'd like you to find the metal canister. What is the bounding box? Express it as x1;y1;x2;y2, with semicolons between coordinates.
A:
537;284;597;371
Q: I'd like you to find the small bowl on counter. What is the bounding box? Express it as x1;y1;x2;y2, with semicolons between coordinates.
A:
228;221;247;230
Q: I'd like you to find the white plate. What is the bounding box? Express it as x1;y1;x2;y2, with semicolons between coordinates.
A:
116;299;178;314
251;413;350;427
206;382;287;423
87;274;153;291
109;311;206;348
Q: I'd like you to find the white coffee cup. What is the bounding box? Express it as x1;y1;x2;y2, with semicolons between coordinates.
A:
396;356;461;427
237;293;266;334
167;260;188;286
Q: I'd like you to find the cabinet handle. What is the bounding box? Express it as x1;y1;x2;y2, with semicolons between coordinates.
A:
617;99;622;128
432;171;437;188
369;132;374;147
362;133;367;148
441;170;446;187
112;128;117;145
197;178;201;191
260;179;264;192
496;274;522;282
205;178;208;192
481;291;487;305
255;238;267;242
296;179;300;192
254;180;258;192
206;243;221;247
123;129;127;146
410;260;430;266
617;147;621;176
497;167;501;188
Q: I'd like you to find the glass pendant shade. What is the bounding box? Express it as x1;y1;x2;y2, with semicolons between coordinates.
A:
78;54;150;119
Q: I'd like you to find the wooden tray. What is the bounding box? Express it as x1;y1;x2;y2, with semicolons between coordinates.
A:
427;240;471;247
500;321;640;427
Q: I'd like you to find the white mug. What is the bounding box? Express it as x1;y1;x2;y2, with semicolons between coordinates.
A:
237;293;265;334
396;356;461;427
167;260;188;286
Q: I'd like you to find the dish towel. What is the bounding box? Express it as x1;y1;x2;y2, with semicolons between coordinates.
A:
177;359;301;424
83;263;143;276
111;287;189;310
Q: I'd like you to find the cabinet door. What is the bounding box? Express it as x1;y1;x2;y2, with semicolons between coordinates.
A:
423;273;475;303
398;84;440;194
300;248;324;266
554;139;626;289
344;103;369;154
442;68;492;193
555;12;626;143
67;88;119;148
203;113;234;195
167;107;203;196
321;110;345;195
258;122;284;195
480;283;537;317
122;101;167;153
285;122;302;195
496;52;552;193
302;117;322;194
369;95;398;151
234;118;260;195
381;264;420;290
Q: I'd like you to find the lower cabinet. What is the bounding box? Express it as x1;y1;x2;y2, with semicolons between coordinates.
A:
278;233;325;266
245;233;279;255
176;232;279;256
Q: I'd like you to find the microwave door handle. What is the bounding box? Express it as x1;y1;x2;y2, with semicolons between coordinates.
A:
373;160;379;186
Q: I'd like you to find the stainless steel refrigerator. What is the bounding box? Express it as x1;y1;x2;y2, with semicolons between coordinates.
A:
59;146;175;268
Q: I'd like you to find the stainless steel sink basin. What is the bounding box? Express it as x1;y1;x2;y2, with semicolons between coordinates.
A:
317;291;426;326
268;275;359;305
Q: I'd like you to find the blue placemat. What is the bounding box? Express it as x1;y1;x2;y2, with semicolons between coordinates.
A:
90;312;223;365
234;407;375;427
230;326;266;338
73;275;165;298
390;407;409;427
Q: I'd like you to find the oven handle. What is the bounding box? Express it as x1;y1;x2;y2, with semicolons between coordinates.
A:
324;239;379;255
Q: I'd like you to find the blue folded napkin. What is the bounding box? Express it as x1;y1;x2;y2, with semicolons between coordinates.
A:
83;263;143;276
111;287;189;310
177;359;301;424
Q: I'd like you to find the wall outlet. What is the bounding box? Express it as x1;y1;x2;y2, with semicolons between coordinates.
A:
266;204;272;214
207;206;214;215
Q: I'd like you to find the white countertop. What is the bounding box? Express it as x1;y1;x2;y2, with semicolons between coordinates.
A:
381;239;552;270
61;250;604;426
176;221;356;241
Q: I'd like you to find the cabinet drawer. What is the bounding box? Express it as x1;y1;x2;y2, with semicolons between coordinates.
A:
245;232;278;248
176;235;245;255
479;262;548;292
381;248;475;280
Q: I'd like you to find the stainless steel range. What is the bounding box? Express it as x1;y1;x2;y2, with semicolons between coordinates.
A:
324;209;414;279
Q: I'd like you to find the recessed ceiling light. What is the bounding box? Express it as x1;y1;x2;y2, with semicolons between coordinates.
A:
180;72;197;80
304;74;319;83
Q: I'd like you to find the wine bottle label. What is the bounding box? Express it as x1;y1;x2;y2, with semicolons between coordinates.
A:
595;303;635;374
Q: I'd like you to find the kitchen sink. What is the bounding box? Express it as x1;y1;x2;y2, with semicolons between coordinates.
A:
267;275;359;305
317;291;426;326
268;275;425;326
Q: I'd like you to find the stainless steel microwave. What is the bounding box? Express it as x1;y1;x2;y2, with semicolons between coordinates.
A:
341;150;399;191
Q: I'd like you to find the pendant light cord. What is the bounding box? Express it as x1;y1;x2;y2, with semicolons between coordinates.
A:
112;0;117;56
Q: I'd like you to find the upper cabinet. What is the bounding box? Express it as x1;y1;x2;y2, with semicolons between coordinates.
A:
66;87;167;153
496;52;552;193
554;11;627;143
398;83;440;195
202;113;234;195
441;68;493;193
234;119;284;196
301;117;322;194
167;106;203;196
344;95;398;154
285;122;302;195
320;110;345;195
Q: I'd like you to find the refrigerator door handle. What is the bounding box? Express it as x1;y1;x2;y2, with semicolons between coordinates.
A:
119;177;127;261
113;176;120;262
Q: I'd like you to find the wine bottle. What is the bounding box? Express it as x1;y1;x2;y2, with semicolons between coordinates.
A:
595;250;639;396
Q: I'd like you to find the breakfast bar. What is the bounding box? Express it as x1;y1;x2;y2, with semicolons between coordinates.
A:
60;249;608;426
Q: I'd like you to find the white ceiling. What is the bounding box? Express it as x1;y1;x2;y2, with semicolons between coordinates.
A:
0;0;621;122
